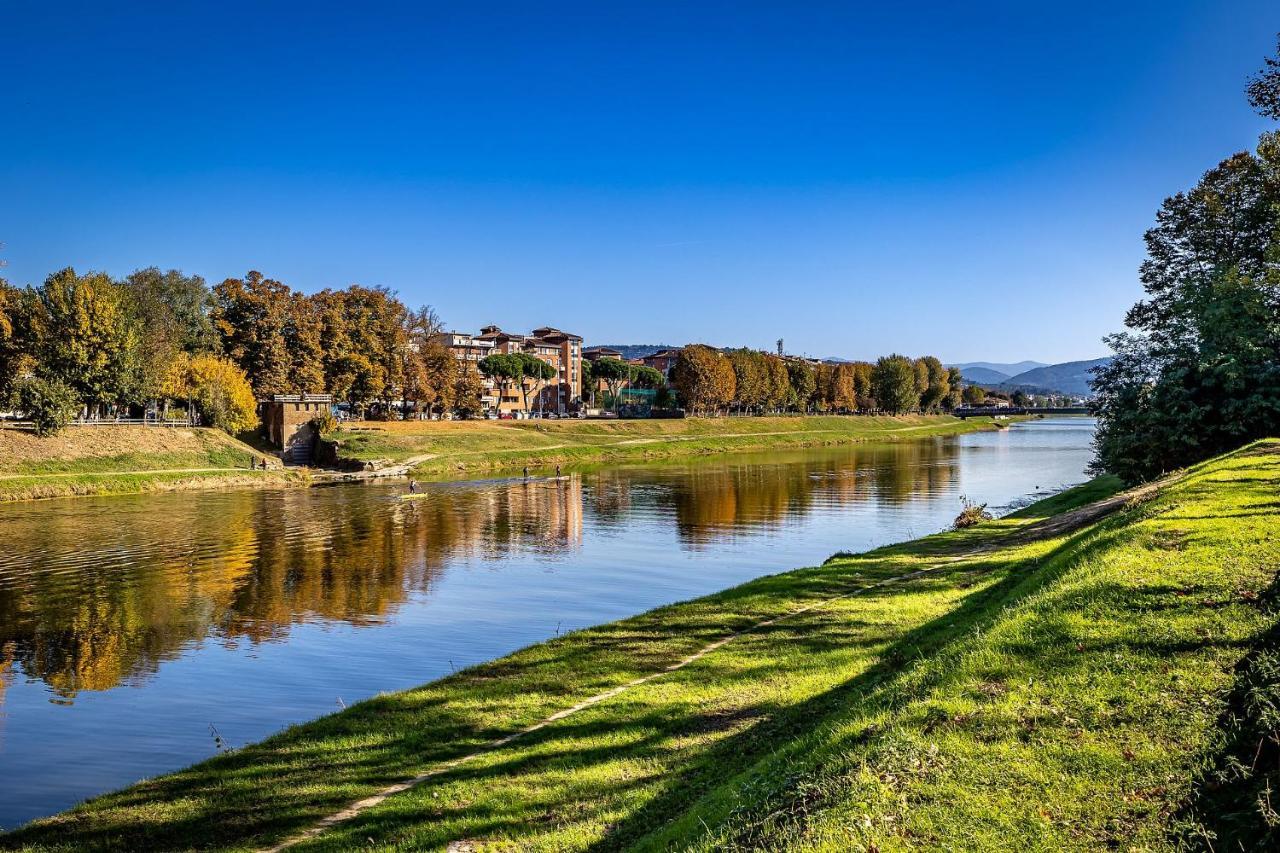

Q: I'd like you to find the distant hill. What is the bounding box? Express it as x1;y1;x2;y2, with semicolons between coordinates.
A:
950;360;1047;376
1000;357;1112;396
592;344;677;360
958;366;1011;385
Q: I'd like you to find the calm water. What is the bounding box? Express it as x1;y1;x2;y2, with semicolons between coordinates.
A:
0;417;1094;828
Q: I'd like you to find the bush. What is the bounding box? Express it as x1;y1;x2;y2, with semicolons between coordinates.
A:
13;375;81;436
953;495;993;529
311;411;337;435
186;355;258;434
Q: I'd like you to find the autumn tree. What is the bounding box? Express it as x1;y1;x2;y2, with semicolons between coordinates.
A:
726;349;768;411
872;354;919;415
213;271;291;397
962;384;987;405
852;361;875;411
764;355;791;411
284;292;325;394
671;345;736;415
453;359;485;418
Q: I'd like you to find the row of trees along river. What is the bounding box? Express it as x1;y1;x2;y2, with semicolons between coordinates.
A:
1091;37;1280;483
0;265;987;435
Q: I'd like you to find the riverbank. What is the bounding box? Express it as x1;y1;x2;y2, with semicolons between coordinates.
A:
7;440;1277;851
0;427;304;502
328;413;1019;478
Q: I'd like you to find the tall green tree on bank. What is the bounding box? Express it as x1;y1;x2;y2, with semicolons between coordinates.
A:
1092;46;1280;483
872;354;919;414
591;357;631;410
34;268;141;416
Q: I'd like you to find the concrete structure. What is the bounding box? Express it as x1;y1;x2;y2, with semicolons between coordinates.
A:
260;394;333;462
434;325;584;415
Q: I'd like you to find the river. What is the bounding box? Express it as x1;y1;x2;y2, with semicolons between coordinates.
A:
0;417;1094;828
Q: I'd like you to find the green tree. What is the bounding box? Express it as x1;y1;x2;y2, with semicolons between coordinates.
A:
1247;34;1280;120
1093;101;1280;482
945;367;964;408
962;384;987;406
785;361;815;412
917;356;951;411
34;268;141;415
12;374;80;435
872;354;919;415
478;353;523;411
516;352;557;413
591;357;632;410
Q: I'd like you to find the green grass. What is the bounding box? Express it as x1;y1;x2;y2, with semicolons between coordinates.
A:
5;441;1277;852
325;414;1017;477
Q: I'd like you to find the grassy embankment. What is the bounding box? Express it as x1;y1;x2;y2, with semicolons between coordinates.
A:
7;440;1280;851
0;427;303;502
327;414;1014;478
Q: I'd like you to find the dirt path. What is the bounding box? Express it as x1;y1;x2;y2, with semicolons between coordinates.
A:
256;474;1158;853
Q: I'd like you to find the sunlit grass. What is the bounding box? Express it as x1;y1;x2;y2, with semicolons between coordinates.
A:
325;414;1011;476
5;442;1276;852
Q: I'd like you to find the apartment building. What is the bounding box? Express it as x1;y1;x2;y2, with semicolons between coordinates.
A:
434;325;583;415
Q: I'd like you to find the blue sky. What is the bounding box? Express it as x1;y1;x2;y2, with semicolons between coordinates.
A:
2;1;1275;363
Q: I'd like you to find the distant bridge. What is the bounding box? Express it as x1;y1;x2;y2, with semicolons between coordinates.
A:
954;406;1091;418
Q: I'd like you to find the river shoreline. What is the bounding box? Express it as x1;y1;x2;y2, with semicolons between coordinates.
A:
0;414;1022;503
8;441;1274;850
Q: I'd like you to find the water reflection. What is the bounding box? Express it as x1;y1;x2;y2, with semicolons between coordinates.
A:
0;440;980;698
0;478;587;700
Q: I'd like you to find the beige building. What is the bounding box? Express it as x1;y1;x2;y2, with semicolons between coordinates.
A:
434;325;583;415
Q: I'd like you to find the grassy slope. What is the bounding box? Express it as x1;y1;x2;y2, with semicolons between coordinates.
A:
328;414;1013;477
0;427;301;501
4;443;1275;852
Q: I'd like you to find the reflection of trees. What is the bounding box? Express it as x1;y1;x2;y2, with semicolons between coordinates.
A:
607;441;961;547
0;478;583;698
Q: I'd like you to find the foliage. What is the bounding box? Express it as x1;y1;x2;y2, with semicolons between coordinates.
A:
785;360;814;410
184;355;258;434
671;345;736;414
952;494;992;528
310;411;338;435
916;355;951;411
962;384;987;405
32;268;142;413
1092;106;1280;481
1247;34;1280;120
12;374;80;435
871;353;919;414
590;356;631;409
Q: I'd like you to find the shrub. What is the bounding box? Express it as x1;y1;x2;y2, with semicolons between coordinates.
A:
13;375;81;436
953;494;993;529
186;355;258;434
311;411;337;435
